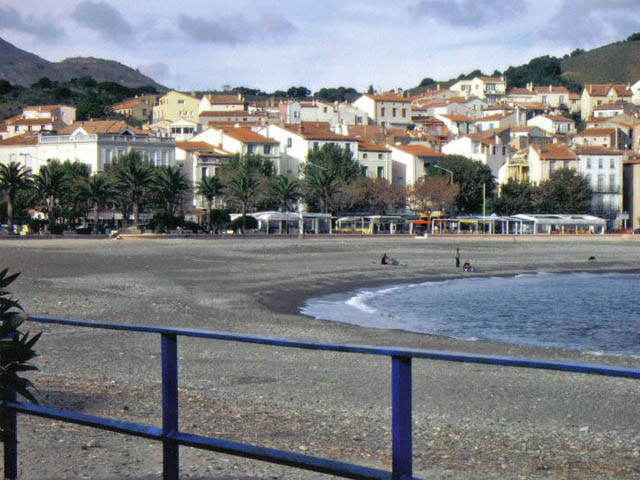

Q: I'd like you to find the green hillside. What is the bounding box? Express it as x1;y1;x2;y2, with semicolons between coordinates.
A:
560;39;640;85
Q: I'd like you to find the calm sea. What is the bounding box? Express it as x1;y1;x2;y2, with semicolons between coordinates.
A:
301;272;640;357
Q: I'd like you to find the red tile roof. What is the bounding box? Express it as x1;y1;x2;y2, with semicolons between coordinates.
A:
363;93;411;103
392;144;442;157
531;143;577;160
222;127;278;144
0;133;39;145
59;120;150;135
575;128;616;137
573;145;622;155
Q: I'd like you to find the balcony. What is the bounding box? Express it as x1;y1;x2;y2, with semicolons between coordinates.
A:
593;185;622;194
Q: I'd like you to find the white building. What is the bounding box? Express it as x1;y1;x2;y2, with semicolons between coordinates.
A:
352;93;413;128
527;114;575;135
357;139;392;182
574;145;623;222
449;77;506;104
441;135;510;177
0;120;175;174
388;144;443;186
262;123;358;177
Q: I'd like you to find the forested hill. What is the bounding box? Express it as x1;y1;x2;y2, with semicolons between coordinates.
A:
561;38;640;85
0;37;166;91
411;34;640;96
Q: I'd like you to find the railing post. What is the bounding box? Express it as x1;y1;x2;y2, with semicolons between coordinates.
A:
2;386;18;480
161;333;179;480
391;356;412;480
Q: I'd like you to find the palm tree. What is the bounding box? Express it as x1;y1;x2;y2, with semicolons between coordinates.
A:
0;162;32;233
81;174;117;234
304;169;340;234
226;170;260;234
270;175;300;234
154;165;189;216
196;175;225;233
60;160;91;228
34;161;68;231
112;152;155;227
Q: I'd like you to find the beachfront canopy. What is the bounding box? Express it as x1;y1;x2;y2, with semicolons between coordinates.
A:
429;213;607;235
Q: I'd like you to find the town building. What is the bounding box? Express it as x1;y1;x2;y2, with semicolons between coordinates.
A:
106;94;158;122
580;84;633;120
152;90;200;123
449;76;506;104
352;93;413;128
0;120;175;174
388;144;442;186
574;145;623;226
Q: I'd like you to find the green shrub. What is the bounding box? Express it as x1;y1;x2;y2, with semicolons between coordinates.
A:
0;268;40;406
209;209;231;232
49;223;68;235
230;215;258;232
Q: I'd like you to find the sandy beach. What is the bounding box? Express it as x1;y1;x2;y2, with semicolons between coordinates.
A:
1;234;640;479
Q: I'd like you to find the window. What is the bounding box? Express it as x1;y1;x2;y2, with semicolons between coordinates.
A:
362;166;368;176
610;158;615;168
247;144;255;154
586;158;591;168
377;166;384;178
585;174;592;184
502;146;506;155
597;174;605;190
178;99;185;105
287;138;292;148
610;174;616;190
392;108;397;117
380;107;386;116
598;158;603;168
313;142;319;150
378;153;383;159
201;167;208;178
402;109;406;118
363;153;368;159
264;145;271;155
492;146;497;155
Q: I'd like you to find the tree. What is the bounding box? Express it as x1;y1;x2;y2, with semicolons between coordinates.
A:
226;169;261;234
303;168;340;215
60;160;91;228
304;143;364;183
489;178;535;216
0;163;32;233
408;175;459;216
34;160;69;230
270;175;300;212
196;175;225;233
110;152;155;227
430;156;496;214
81;174;117;234
0;269;40;407
154;165;189;216
533;168;592;214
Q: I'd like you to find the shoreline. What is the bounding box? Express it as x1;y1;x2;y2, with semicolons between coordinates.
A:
2;236;640;479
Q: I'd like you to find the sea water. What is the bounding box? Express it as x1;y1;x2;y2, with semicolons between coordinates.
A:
301;272;640;357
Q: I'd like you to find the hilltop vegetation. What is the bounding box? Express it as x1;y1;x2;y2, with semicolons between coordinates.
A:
561;34;640;85
0;76;158;122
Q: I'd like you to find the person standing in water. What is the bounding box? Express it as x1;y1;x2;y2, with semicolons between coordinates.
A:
455;247;460;268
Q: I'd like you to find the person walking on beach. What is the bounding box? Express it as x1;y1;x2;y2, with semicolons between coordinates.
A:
455;247;460;268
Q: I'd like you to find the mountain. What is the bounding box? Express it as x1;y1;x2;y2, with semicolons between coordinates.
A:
0;37;167;90
561;39;640;85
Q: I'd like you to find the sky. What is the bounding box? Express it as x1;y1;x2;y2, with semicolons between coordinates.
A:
1;0;639;93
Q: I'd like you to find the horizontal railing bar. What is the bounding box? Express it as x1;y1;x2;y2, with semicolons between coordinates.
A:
173;431;403;480
3;401;163;441
28;315;640;379
2;400;418;480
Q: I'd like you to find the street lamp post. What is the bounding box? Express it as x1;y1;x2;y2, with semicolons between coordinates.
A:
433;164;454;184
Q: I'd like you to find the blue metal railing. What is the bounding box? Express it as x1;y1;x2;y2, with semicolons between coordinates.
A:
3;315;640;480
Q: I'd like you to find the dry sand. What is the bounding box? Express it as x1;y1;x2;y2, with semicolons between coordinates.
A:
1;234;640;479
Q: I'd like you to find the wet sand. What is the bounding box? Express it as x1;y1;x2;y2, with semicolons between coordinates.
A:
1;234;640;479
